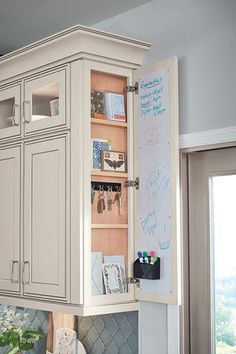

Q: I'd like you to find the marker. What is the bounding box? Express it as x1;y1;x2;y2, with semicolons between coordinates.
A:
150;256;156;265
153;256;158;264
137;251;144;263
149;250;156;257
143;251;149;263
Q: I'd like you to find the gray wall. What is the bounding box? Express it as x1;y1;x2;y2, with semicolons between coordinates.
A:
95;0;236;135
139;302;167;354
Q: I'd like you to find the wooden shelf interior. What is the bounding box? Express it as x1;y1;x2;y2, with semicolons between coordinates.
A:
90;71;129;284
91;70;127;104
91;125;127;155
91;70;128;169
92;228;128;269
91;176;128;224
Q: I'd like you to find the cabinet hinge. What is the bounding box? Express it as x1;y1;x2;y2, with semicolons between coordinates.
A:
125;177;139;190
127;277;140;288
126;82;138;94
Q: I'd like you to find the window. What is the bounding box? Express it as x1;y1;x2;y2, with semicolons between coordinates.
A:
210;175;236;354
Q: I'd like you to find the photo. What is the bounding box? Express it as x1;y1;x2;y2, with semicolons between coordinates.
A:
102;263;124;294
101;150;126;172
91;139;112;170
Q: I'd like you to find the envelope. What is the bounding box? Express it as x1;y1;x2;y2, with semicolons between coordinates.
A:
91;252;103;295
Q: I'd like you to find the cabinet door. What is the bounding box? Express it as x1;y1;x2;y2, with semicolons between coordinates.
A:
0;84;21;140
24;136;67;300
134;57;179;304
0;146;20;293
24;68;67;135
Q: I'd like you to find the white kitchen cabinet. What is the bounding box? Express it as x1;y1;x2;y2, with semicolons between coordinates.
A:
0;25;180;315
0;145;21;293
0;84;21;140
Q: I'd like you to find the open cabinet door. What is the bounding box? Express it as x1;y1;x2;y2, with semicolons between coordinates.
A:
134;57;179;304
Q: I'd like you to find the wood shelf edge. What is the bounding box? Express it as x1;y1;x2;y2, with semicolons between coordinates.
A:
91;118;127;128
92;224;128;229
91;170;128;178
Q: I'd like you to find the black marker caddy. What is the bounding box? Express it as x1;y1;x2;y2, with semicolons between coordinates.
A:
133;257;161;280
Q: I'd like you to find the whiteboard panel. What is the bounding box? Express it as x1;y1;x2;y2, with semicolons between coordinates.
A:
134;57;179;302
139;68;171;294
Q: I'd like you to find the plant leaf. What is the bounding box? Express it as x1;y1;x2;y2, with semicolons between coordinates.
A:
22;329;43;341
20;341;34;350
9;332;20;347
0;331;12;346
23;329;43;337
6;347;20;354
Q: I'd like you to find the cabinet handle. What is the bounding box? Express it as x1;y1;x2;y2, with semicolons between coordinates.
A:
12;104;20;126
22;261;30;284
11;260;18;283
23;101;31;123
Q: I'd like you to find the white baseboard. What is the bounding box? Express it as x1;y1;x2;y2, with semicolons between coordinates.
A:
180;125;236;149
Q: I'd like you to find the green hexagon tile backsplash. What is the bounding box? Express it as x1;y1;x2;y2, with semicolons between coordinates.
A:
0;305;138;354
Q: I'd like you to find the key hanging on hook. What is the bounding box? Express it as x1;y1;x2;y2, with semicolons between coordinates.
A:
113;189;122;215
91;185;96;205
107;186;113;211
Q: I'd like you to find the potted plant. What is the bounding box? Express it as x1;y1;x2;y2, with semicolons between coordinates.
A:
0;306;43;354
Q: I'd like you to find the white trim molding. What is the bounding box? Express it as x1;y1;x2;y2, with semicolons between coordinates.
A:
168;304;180;354
180;125;236;149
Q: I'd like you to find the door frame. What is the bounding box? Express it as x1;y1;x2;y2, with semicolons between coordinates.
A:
180;140;236;354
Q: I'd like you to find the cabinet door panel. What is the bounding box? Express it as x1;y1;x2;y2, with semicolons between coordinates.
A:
0;84;21;140
134;57;179;304
24;69;67;135
0;146;20;293
24;136;67;299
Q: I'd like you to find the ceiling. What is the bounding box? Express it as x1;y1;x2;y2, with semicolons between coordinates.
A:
0;0;152;55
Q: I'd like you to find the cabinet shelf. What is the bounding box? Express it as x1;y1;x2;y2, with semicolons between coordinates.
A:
91;118;127;128
91;170;128;178
92;224;128;229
